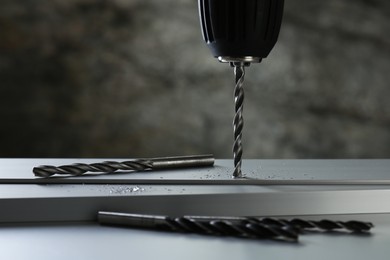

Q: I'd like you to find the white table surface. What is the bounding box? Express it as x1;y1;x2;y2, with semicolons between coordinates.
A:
1;159;390;259
1;214;389;260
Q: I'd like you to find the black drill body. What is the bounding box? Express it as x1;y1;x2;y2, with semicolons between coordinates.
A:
199;0;284;61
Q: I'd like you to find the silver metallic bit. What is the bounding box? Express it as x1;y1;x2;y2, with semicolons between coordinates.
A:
232;62;246;178
33;154;214;178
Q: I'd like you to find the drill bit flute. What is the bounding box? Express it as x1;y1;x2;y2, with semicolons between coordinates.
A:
232;62;247;177
33;154;214;177
198;0;284;178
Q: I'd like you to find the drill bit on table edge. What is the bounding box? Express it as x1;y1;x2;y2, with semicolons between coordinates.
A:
98;211;374;243
33;154;214;178
98;211;298;242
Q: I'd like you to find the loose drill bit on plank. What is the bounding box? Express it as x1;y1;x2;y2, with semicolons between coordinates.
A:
33;154;214;178
98;211;373;243
98;211;298;242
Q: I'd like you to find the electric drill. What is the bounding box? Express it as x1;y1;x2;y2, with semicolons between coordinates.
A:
198;0;284;177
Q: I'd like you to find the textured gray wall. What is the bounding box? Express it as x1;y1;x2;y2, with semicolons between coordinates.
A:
0;0;389;158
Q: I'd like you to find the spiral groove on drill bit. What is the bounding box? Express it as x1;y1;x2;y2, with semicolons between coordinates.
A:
248;217;374;233
187;216;374;233
287;219;374;232
98;212;298;242
172;217;297;241
232;63;246;178
33;160;153;178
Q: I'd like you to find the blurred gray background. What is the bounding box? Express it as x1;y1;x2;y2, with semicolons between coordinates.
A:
0;0;389;158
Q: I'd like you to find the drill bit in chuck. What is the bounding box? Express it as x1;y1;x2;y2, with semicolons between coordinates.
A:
232;62;248;178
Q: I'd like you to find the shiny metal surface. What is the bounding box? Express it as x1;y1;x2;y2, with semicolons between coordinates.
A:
1;159;390;185
1;159;390;223
218;56;262;63
1;213;389;260
5;178;390;185
1;187;390;223
150;154;215;169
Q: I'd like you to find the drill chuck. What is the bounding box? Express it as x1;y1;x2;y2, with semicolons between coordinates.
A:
198;0;284;63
